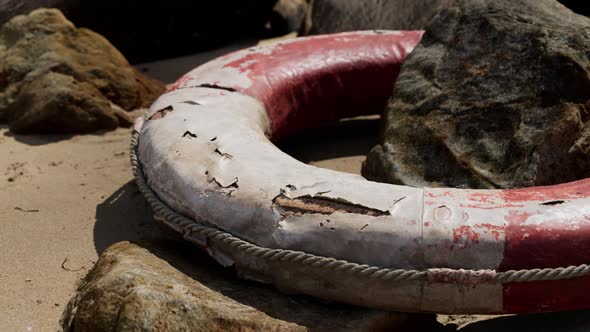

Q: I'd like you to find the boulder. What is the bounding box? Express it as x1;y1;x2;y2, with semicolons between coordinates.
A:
62;242;437;331
302;0;452;35
362;0;590;189
271;0;310;35
0;8;164;133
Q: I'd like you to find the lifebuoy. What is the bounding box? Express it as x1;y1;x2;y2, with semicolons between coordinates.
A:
132;31;590;314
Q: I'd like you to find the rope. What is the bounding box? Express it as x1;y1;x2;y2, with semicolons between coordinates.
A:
130;130;590;284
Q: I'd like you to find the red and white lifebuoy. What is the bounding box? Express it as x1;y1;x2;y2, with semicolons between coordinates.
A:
132;31;590;314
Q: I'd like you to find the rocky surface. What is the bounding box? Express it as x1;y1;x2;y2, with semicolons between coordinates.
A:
302;0;452;35
363;0;590;189
62;242;438;331
302;0;588;35
271;0;310;35
0;9;164;133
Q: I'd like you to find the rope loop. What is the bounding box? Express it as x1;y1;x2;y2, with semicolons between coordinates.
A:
130;131;590;285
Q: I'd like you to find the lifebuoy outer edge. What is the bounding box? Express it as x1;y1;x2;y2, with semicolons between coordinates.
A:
133;31;590;314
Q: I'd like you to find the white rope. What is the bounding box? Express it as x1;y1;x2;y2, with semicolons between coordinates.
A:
130;131;590;284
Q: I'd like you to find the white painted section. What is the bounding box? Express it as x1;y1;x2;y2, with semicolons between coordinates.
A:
140;87;425;268
422;188;508;270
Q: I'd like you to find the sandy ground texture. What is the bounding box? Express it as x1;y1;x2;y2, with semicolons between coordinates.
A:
2;38;590;331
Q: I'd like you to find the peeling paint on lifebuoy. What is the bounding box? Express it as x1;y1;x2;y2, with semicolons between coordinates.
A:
135;31;590;314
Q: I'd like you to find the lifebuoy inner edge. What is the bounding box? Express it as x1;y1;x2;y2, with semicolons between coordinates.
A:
132;31;590;314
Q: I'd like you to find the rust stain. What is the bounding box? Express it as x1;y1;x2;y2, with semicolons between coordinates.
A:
273;195;389;217
148;106;173;120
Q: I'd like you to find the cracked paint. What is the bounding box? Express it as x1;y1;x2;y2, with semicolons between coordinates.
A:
148;105;173;120
273;194;390;217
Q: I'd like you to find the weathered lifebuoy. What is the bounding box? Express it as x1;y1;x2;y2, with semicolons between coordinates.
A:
132;31;590;314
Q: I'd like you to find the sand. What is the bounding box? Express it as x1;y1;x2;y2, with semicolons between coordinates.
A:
1;126;141;330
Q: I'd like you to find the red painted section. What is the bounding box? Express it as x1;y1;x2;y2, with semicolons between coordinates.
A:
166;75;193;92
503;276;590;313
500;209;590;271
501;178;590;203
463;191;525;209
467;192;498;204
220;31;423;138
168;31;423;138
453;225;481;247
477;223;504;241
500;178;590;312
451;224;505;249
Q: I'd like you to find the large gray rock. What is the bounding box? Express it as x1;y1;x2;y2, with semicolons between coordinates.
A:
303;0;452;35
0;9;164;133
271;0;310;34
62;242;437;331
363;0;590;189
302;0;588;35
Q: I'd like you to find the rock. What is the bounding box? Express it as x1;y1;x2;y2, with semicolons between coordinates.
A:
62;242;438;331
7;72;121;133
0;9;164;133
302;0;452;35
270;0;310;35
363;0;590;189
0;0;72;26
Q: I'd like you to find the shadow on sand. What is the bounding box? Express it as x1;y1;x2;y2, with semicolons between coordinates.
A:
277;116;381;164
460;310;590;332
2;125;120;146
93;180;441;331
